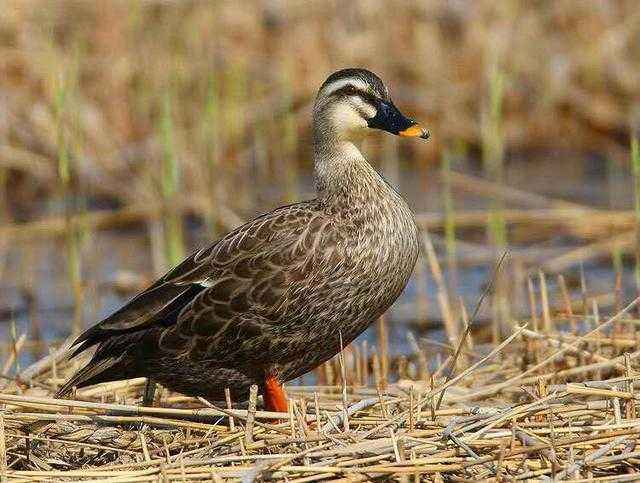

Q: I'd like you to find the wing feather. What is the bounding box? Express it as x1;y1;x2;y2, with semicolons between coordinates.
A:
67;202;330;362
160;209;336;364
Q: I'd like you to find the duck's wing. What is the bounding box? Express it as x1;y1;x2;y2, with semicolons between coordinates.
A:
158;203;339;365
68;201;333;359
67;251;211;358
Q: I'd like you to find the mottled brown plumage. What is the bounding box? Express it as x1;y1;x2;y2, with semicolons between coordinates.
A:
58;68;429;407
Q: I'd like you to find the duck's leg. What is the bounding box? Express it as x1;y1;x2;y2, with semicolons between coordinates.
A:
263;375;288;413
143;379;157;406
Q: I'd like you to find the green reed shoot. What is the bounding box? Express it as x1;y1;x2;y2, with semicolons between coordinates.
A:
482;63;507;249
202;73;222;236
160;88;185;267
482;60;509;342
54;63;85;336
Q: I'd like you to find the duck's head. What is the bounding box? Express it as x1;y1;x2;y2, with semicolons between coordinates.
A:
313;68;429;145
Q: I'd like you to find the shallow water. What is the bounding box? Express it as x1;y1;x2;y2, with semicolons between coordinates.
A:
0;151;635;371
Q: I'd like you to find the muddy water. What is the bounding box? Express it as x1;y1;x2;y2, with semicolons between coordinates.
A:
0;152;635;370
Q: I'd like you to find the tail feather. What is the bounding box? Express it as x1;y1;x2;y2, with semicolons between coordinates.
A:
55;355;122;398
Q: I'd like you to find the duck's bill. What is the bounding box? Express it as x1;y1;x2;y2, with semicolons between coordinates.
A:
367;100;430;140
399;123;430;139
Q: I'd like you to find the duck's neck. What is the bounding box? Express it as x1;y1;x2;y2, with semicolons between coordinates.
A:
313;136;387;203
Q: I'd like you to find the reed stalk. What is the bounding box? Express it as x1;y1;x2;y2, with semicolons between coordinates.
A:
53;62;85;336
482;63;506;250
159;88;185;268
202;73;222;237
482;59;509;342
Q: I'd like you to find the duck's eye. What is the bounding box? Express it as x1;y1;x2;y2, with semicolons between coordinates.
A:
344;85;358;95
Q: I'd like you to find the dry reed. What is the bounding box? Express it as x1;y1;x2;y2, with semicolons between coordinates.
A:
1;283;640;480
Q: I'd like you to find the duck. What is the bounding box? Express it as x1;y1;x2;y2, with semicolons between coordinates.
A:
58;68;429;412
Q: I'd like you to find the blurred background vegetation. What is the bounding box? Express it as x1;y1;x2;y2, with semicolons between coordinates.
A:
1;1;640;369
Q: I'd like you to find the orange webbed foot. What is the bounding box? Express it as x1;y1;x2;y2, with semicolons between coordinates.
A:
264;375;288;414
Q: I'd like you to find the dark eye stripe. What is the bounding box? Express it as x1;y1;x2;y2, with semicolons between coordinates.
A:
332;85;378;107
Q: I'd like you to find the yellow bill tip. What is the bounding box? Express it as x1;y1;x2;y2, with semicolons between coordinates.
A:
399;124;430;139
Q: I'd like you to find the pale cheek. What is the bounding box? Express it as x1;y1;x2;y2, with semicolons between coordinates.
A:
350;96;376;119
361;104;376;119
330;105;368;133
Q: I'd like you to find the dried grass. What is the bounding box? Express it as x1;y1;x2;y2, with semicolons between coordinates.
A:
1;293;640;480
